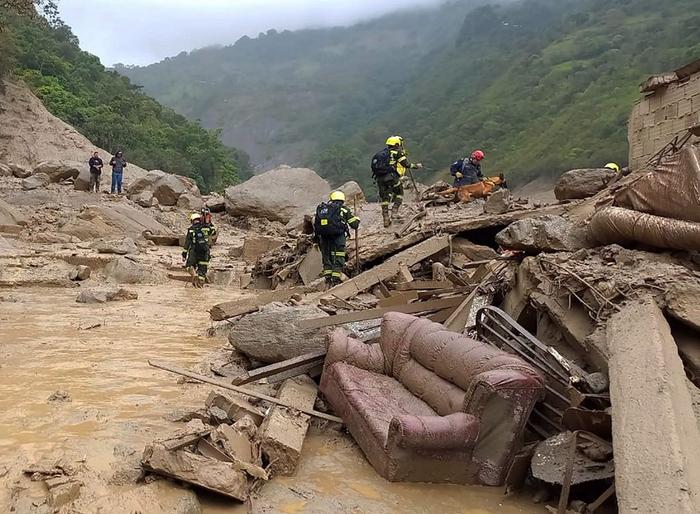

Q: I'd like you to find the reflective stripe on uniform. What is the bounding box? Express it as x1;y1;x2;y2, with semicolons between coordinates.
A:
331;272;342;278
323;269;333;276
332;251;346;257
347;216;359;224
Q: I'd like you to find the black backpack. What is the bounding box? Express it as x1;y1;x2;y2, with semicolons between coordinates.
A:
371;147;392;177
191;226;209;253
314;202;345;236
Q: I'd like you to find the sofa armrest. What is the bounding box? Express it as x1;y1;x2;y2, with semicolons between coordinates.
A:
464;367;544;417
386;412;479;451
324;327;385;375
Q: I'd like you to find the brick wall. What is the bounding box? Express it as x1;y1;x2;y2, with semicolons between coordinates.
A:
628;72;700;169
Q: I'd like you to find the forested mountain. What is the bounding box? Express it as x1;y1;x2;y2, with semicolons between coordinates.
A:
0;7;249;191
122;0;700;192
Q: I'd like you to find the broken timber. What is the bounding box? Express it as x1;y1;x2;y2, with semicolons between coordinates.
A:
313;235;450;301
298;296;465;330
231;350;326;386
210;285;313;321
149;360;342;424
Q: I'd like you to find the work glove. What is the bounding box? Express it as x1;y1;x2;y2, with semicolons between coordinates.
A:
455;172;464;179
415;163;424;170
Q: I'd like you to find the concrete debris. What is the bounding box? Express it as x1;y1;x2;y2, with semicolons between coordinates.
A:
531;432;614;485
554;167;616;200
91;237;139;255
259;375;318;476
607;300;700;514
76;287;138;304
205;392;265;426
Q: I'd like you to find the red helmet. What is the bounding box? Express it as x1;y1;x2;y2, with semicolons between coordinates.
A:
471;150;485;161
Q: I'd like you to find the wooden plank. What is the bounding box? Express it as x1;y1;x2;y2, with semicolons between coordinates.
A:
298;246;323;286
417;285;474;300
231;350;326;386
378;291;419;307
444;271;495;332
394;209;426;237
446;270;469;287
376;281;391;298
266;362;323;384
394;280;453;291
396;263;414;283
210;285;311;321
311;235;450;301
298;296;464;330
149;360;342;423
427;307;458;323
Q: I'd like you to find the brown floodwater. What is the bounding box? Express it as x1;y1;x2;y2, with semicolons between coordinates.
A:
0;285;541;513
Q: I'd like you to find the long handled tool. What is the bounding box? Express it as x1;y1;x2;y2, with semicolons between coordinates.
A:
353;197;360;275
149;360;343;424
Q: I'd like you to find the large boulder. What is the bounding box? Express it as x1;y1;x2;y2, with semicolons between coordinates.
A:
0;198;26;226
22;173;50;190
126;169;167;195
205;193;226;213
132;191;157;208
74;168;92;191
484;188;512;214
92;237;139;255
104;257;167;284
33;161;81;182
152;174;200;206
60;203;171;241
495;215;589;252
224;166;330;223
177;193;204;211
338;180;365;205
228;303;329;363
554;168;616;201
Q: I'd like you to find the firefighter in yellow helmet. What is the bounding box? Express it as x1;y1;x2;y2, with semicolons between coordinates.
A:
313;191;360;286
371;136;423;227
181;212;210;287
604;162;620;173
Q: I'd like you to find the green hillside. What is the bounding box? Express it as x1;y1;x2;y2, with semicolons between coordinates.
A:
122;0;700;193
0;6;249;191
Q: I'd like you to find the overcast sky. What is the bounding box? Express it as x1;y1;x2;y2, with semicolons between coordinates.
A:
58;0;446;66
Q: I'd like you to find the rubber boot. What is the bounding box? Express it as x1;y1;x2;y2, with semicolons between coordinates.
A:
382;205;392;227
391;201;402;217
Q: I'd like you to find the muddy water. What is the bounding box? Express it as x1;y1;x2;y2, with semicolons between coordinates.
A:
0;285;540;513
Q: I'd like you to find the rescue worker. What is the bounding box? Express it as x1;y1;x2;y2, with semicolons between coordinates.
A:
313;191;360;286
450;150;485;186
604;162;620;173
182;212;210;288
371;135;423;227
200;207;218;245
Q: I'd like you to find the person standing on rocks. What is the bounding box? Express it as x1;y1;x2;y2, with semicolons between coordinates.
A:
450;150;485;187
371;135;423;227
88;151;103;193
182;212;210;288
200;207;218;245
314;191;360;286
109;150;127;194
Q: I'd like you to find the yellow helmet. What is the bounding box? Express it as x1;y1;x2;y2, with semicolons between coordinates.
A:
386;135;403;147
190;212;202;222
329;191;346;202
604;162;620;173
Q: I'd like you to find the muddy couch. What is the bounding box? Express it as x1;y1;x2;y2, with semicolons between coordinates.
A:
320;312;544;485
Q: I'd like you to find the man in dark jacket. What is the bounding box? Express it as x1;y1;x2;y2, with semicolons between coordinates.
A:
314;191;360;286
88;151;103;193
450;150;485;187
109;150;127;194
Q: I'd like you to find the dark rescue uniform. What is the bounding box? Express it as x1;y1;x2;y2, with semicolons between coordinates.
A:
316;201;360;283
182;222;210;281
450;157;483;187
377;147;418;208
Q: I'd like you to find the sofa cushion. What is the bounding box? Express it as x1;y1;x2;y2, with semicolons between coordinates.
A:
395;359;467;416
330;362;436;445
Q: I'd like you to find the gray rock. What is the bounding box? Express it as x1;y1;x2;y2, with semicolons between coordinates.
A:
450;238;499;261
176;193;204;211
69;265;91;281
76;287;138;304
484;188;512;214
92;237;139;255
495;215;589;253
224;166;330;223
73;168;93;191
0;198;26;226
0;163;12;177
22;173;50;190
153;174;199;206
554;168;616;201
338;180;365;205
132;191;157;208
33;161;81;182
126;169;167;195
228;303;330;363
205;193;226;213
104;257;167;284
9;163;32;178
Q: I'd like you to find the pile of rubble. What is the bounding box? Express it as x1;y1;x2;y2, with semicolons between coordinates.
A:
133;147;700;513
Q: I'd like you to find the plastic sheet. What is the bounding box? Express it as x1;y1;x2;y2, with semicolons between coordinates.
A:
589;206;700;251
614;144;700;222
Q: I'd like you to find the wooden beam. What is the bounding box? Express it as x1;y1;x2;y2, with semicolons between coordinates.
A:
311;235;450;301
298;296;464;330
378;291;419;307
394;280;453;291
231;350;326;386
210;285;312;321
149;360;343;424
